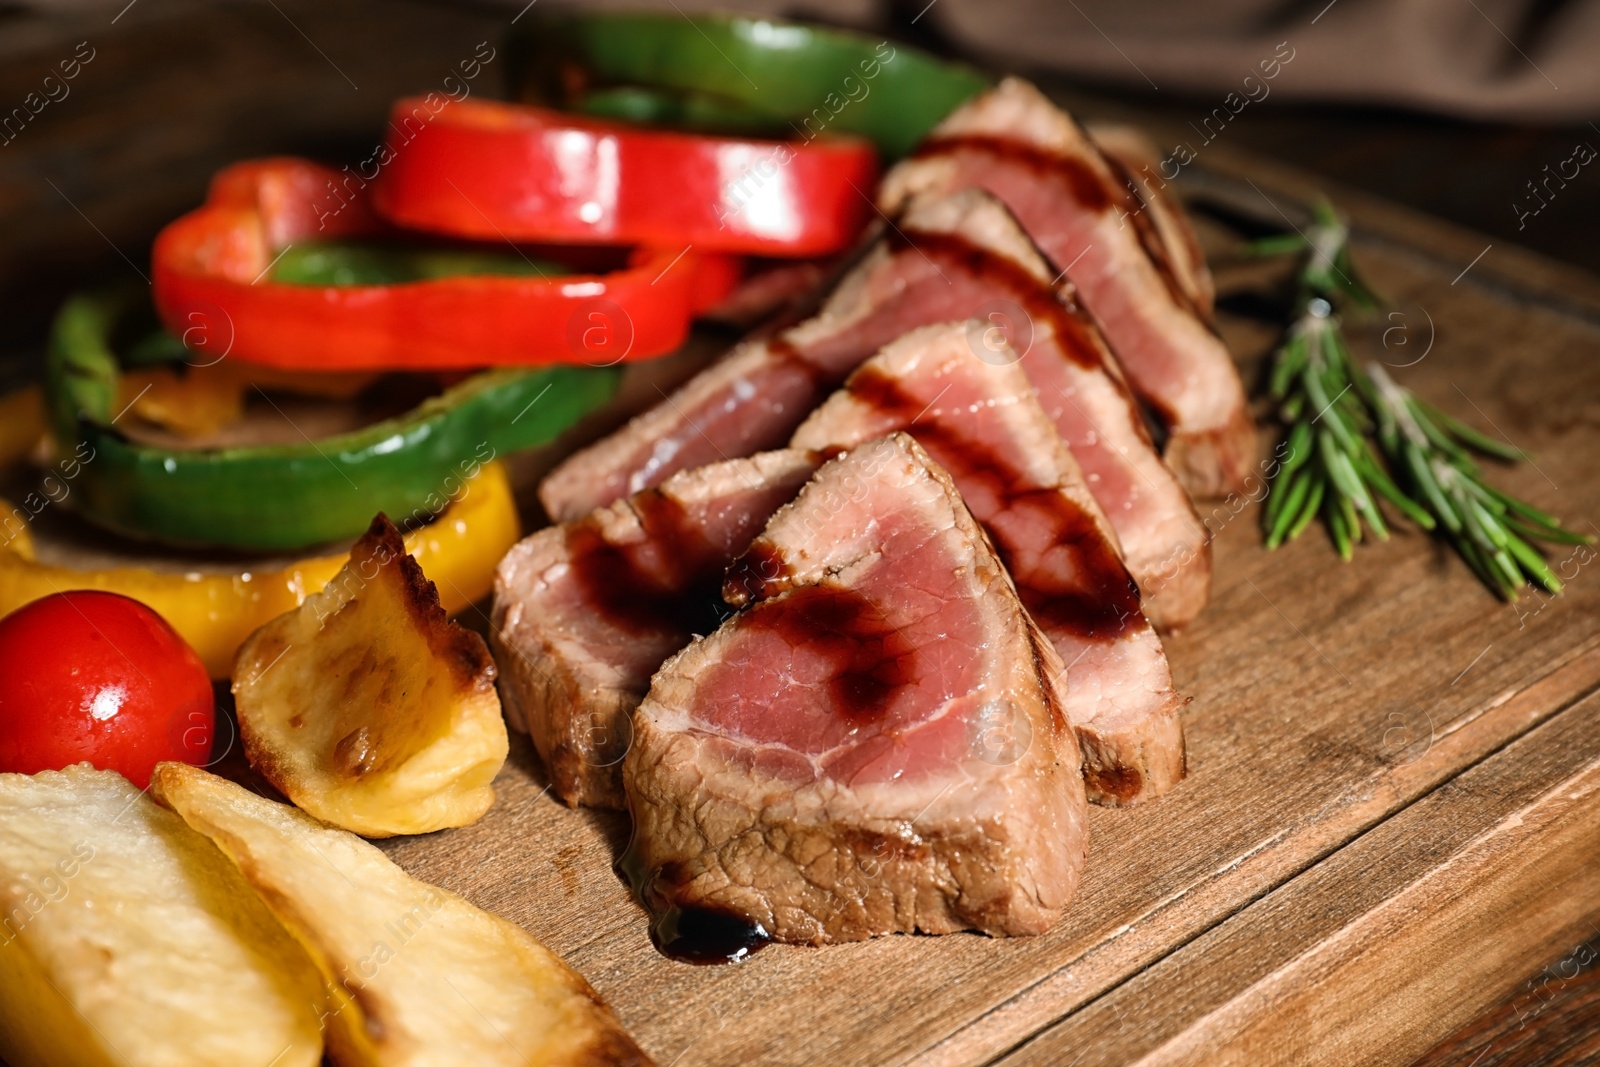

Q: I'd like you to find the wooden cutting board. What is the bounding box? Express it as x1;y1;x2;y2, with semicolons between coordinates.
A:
365;142;1600;1067
13;134;1598;1066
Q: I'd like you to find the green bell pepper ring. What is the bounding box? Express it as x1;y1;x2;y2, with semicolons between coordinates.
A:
512;12;991;158
47;289;620;551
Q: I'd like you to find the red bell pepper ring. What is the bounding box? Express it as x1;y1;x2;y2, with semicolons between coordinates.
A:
152;158;734;370
370;98;880;257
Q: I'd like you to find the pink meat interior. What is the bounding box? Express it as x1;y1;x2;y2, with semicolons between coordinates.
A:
594;234;1078;504
910;139;1191;423
688;508;986;787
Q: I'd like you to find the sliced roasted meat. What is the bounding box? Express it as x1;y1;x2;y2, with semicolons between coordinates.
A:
881;77;1253;497
699;259;834;331
491;450;819;808
1087;122;1215;320
540;188;1210;630
539;337;806;522
876;192;1208;629
538;190;1028;522
538;185;1083;523
623;434;1088;947
793;324;1186;804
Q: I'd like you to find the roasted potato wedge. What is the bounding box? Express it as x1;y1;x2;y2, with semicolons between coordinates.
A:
0;765;326;1067
151;762;651;1067
234;514;508;837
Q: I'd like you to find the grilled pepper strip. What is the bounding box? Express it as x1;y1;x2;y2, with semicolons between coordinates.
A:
48;289;618;551
372;97;878;257
0;460;518;679
514;12;991;158
152;158;732;370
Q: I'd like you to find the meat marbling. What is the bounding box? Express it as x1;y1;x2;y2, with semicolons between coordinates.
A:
622;433;1088;948
880;77;1254;497
792;324;1186;805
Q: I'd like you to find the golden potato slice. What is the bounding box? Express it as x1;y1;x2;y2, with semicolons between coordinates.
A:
234;514;508;837
151;763;651;1067
0;765;325;1067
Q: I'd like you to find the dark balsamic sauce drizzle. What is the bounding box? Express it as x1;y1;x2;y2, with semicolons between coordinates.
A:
617;844;770;965
764;335;829;386
883;226;1108;375
847;365;1142;641
564;490;733;638
912;134;1114;212
764;334;837;426
746;585;913;725
913;131;1194;315
722;541;790;608
903;137;1187;427
617;585;910;963
1089;146;1207;322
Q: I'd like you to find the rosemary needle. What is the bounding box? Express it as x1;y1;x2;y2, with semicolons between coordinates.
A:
1249;200;1591;600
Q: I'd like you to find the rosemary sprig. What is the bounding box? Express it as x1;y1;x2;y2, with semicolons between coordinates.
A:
1250;201;1591;599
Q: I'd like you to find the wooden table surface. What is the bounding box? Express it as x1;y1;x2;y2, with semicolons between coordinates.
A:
2;3;1599;1064
1416;960;1600;1066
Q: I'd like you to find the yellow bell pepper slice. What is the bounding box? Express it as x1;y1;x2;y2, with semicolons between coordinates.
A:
117;363;382;439
0;460;518;679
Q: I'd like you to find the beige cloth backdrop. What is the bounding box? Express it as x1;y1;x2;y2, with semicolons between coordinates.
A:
562;0;1600;121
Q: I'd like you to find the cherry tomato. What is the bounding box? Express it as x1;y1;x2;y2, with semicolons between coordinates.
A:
0;591;215;788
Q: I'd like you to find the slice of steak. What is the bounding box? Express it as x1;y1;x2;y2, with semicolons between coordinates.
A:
882;193;1210;630
880;77;1254;497
792;324;1186;804
1087;122;1216;320
491;449;820;808
699;259;832;332
538;190;1029;523
538;336;810;525
623;434;1088;948
540;189;1211;630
